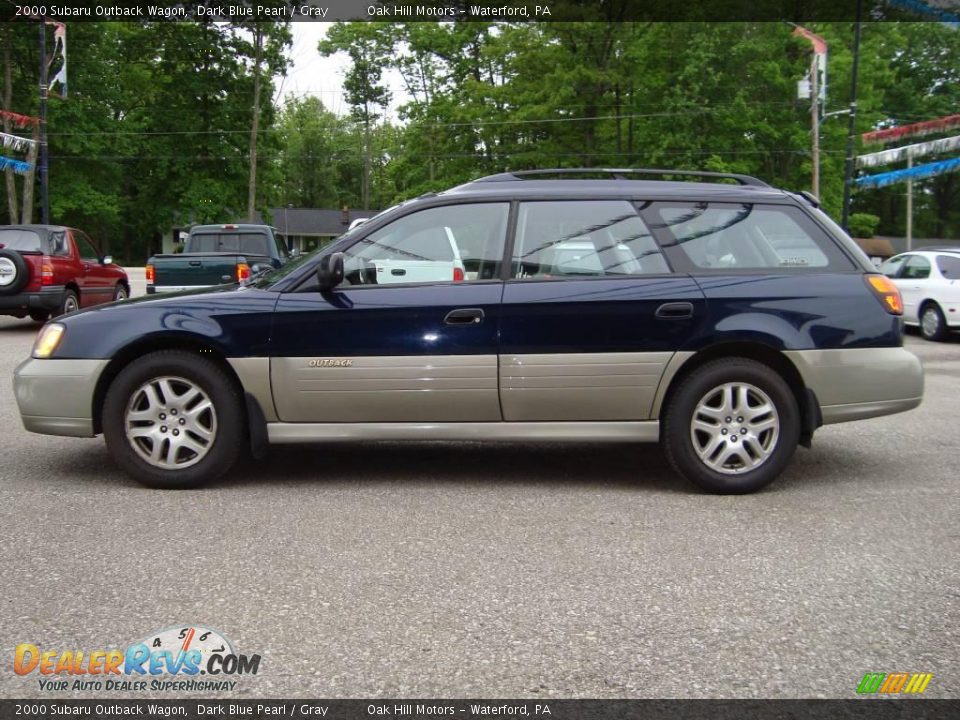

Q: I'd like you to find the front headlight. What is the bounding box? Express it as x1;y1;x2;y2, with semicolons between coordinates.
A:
33;323;65;358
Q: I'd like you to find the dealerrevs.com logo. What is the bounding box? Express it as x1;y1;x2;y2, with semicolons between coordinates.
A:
14;625;261;692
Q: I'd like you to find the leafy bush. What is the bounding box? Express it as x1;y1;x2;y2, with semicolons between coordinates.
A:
849;213;880;238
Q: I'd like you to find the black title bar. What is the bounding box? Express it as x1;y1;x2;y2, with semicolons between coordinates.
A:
4;0;960;23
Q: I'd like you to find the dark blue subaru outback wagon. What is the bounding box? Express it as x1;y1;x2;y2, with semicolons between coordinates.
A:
14;170;923;493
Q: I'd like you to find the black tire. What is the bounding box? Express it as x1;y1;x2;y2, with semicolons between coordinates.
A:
56;289;79;317
28;310;50;323
0;249;30;295
113;283;129;302
102;350;246;489
662;357;800;494
919;303;947;342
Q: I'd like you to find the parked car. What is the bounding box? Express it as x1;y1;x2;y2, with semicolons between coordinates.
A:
879;249;960;341
146;224;290;294
14;169;923;493
363;225;467;284
0;224;129;322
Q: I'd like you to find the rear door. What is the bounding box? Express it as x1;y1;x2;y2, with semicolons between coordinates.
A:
269;202;509;423
499;199;706;421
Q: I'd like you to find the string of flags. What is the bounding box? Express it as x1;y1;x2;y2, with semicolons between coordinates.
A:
862;114;960;145
854;112;960;190
854;156;960;190
857;135;960;168
0;109;40;130
0;155;33;175
0;131;37;154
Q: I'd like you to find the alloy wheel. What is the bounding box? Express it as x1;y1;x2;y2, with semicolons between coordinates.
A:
690;382;780;475
124;376;217;469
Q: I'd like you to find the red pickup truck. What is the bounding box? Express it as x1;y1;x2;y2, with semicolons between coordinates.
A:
0;224;130;322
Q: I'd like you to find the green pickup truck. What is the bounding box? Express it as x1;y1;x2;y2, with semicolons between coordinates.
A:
146;224;291;294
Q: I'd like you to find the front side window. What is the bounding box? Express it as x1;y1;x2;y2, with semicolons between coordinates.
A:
341;203;509;286
879;255;906;278
649;203;853;271
511;200;669;279
901;255;931;280
73;232;99;261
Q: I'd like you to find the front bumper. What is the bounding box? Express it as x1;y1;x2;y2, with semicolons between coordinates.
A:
784;347;924;425
0;285;64;314
13;358;109;437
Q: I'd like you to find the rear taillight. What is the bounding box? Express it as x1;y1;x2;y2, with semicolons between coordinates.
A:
865;274;903;315
145;264;155;283
40;255;54;286
453;267;465;283
236;262;250;282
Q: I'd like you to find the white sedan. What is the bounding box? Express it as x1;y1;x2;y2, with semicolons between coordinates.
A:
879;249;960;341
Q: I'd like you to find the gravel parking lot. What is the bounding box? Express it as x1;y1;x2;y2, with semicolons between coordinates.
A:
0;276;957;699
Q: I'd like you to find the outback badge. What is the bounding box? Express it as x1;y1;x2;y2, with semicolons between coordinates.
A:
308;359;354;368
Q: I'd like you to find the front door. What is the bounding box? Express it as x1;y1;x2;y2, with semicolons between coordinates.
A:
897;254;933;323
71;230;112;306
499;199;706;421
269;202;510;423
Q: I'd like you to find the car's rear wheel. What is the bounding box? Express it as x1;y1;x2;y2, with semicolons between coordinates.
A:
920;303;947;342
662;357;800;494
102;350;245;489
57;289;79;316
28;311;49;323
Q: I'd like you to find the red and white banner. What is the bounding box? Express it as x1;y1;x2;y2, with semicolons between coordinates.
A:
0;110;40;130
862;114;960;145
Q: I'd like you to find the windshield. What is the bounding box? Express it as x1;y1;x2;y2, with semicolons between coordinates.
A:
0;229;43;252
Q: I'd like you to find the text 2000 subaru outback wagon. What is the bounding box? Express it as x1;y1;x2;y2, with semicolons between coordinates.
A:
15;170;923;493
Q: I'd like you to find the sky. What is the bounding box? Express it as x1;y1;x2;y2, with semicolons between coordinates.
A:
272;23;408;118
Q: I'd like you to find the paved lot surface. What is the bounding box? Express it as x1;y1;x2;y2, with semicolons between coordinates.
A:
0;281;957;699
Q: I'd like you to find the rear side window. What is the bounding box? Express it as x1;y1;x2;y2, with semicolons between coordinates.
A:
0;229;43;252
512;200;670;279
936;255;960;278
647;203;854;271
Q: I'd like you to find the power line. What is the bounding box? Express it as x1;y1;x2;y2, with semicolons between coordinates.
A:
45;102;804;137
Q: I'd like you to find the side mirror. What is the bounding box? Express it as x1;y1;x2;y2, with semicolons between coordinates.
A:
100;255;114;265
317;252;344;291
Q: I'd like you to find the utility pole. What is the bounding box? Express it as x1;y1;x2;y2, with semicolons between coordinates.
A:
906;153;913;251
247;26;262;222
789;24;827;199
38;19;49;224
841;0;863;229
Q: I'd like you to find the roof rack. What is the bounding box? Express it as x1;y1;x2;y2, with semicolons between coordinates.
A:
472;168;770;187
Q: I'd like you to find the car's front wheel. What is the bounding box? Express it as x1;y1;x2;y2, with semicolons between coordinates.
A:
102;350;245;488
662;358;800;494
